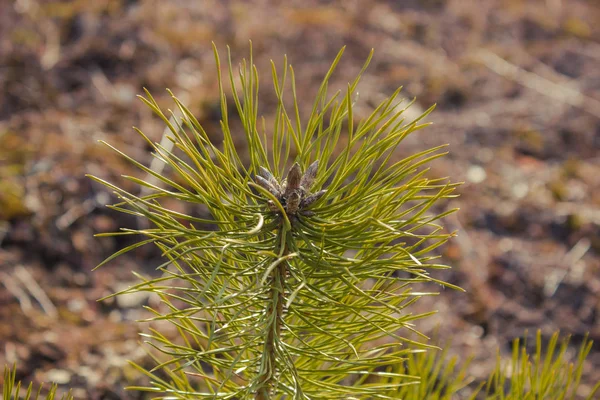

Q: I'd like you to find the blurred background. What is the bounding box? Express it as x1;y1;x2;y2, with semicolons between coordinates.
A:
1;0;599;398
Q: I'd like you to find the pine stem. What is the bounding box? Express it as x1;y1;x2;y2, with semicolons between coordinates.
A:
255;230;288;399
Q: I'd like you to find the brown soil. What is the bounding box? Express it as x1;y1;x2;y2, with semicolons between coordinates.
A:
1;0;599;398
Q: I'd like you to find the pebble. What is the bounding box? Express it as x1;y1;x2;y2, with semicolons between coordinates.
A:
46;368;71;384
466;165;486;183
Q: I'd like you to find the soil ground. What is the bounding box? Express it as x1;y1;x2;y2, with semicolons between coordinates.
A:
1;1;599;398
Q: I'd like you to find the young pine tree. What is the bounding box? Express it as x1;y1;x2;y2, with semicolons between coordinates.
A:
89;45;460;399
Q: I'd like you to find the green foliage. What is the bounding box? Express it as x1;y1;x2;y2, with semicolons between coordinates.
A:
385;331;599;400
482;331;599;400
2;366;73;400
89;44;460;399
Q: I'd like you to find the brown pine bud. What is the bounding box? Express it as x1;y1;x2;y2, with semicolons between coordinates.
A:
301;189;327;208
259;167;280;191
300;160;319;191
255;175;281;197
285;163;302;195
286;191;301;214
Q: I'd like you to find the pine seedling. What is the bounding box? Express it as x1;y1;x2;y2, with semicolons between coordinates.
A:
381;331;599;400
2;365;73;400
89;44;462;399
483;331;600;400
